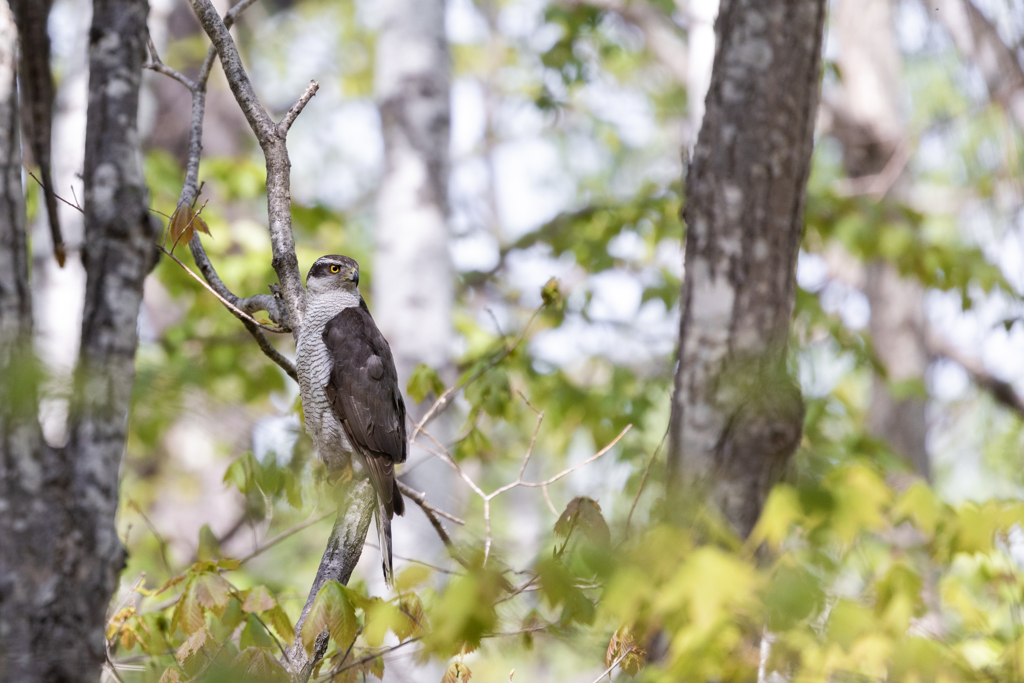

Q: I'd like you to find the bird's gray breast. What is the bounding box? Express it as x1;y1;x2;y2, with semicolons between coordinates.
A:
296;298;355;469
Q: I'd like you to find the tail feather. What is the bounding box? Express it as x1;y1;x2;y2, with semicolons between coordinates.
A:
375;495;394;586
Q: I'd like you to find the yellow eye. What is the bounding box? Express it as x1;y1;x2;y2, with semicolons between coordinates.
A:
330;265;340;273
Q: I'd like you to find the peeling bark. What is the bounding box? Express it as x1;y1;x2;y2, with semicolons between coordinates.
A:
667;0;825;538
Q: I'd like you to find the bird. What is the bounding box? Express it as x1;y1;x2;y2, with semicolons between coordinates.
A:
295;254;407;584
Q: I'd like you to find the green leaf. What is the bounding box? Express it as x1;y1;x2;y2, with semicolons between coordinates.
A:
762;564;824;630
266;605;294;643
300;580;357;654
407;363;446;403
172;577;206;634
197;524;220;561
240;614;274;649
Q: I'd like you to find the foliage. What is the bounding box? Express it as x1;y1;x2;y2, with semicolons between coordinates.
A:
107;0;1024;681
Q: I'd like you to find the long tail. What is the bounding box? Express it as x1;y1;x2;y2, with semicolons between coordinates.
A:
364;455;405;586
374;495;394;586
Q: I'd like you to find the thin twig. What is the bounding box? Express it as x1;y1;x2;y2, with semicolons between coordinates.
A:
25;169;83;213
236;511;334;565
158;245;285;334
592;649;631;683
758;628;776;683
277;80;320;136
410;305;543;444
625;427;668;538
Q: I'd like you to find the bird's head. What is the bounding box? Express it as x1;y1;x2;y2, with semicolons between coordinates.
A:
306;254;360;298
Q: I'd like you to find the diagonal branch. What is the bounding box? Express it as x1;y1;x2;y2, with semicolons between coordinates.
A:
284;479;376;682
927;331;1024;419
934;0;1024;132
145;0;300;379
188;0;307;331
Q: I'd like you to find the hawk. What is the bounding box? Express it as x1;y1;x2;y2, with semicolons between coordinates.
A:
296;255;407;584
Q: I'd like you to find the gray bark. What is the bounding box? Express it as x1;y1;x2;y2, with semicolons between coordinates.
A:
0;0;156;679
667;0;825;538
833;0;931;478
0;6;54;678
284;480;376;681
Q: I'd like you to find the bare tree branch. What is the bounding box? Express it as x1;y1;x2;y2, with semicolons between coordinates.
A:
562;0;688;83
928;331;1024;419
935;0;1024;132
277;80;320;137
9;0;64;266
187;0;306;331
143;0;298;378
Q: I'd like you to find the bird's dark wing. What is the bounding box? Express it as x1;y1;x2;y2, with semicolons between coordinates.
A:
322;306;407;518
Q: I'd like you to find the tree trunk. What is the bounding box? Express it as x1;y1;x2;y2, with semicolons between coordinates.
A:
371;4;452;680
832;0;931;479
373;0;452;385
667;0;825;538
0;0;156;678
372;0;455;530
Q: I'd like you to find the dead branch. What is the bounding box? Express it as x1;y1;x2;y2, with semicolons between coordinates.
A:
928;331;1024;419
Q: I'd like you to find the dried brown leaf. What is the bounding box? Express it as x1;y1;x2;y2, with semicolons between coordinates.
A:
169;206;195;247
555;496;610;545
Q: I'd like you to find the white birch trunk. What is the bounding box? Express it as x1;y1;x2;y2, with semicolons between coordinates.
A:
834;0;931;478
372;3;452;680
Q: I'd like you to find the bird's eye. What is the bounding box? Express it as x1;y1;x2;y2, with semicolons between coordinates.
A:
330;265;340;273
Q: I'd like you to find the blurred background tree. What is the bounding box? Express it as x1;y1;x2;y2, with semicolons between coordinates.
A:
5;0;1024;680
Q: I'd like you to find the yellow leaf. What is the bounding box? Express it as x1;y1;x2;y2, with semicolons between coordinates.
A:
749;484;802;549
606;626;645;675
120;627;137;651
894;481;943;537
396;564;431;591
172;579;205;634
266;604;295;642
